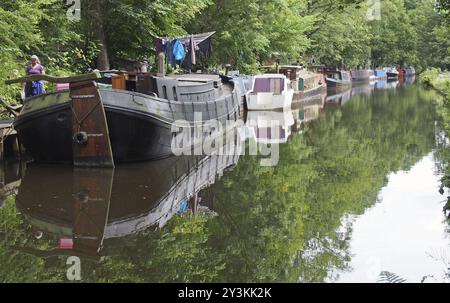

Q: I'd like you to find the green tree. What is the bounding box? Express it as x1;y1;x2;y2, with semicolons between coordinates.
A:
187;0;315;73
369;0;418;68
80;0;210;70
307;4;372;68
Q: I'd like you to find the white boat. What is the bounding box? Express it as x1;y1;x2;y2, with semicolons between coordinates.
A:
245;110;295;144
246;74;294;110
384;67;400;80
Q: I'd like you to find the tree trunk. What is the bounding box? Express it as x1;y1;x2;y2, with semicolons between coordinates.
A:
91;0;110;70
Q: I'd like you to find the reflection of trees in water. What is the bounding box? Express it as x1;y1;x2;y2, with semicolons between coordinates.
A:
0;87;439;282
434;125;450;220
376;248;450;283
433;112;450;285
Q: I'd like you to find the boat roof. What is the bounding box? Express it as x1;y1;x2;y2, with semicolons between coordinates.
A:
297;70;321;79
279;65;305;70
254;73;287;79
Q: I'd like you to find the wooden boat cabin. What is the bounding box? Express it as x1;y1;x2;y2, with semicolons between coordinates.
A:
278;66;326;102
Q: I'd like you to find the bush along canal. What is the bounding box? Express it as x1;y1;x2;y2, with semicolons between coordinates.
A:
0;80;449;283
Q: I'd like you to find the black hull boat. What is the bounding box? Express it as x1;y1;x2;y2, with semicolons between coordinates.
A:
326;78;351;89
325;70;352;91
14;74;242;164
387;72;399;80
384;67;400;80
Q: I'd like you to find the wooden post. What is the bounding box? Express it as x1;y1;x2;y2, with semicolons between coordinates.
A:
70;80;115;168
158;52;166;77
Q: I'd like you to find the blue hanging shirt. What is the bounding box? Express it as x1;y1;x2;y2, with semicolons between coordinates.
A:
172;39;185;61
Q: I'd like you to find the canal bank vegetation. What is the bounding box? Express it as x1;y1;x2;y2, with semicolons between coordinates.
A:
420;69;450;217
1;0;449;102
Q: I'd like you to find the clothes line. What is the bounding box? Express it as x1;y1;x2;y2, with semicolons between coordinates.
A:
157;32;215;44
155;32;215;69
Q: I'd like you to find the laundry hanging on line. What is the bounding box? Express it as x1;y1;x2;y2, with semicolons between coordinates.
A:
154;32;215;69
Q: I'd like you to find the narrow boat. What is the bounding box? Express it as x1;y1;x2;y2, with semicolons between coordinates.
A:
373;70;387;80
246;74;294;110
12;73;242;164
403;67;416;77
324;70;352;90
229;74;253;110
245;110;295;144
351;70;372;83
384;67;399;80
278;66;327;102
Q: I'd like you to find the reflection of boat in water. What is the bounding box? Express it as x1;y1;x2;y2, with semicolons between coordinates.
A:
326;89;352;106
374;80;387;90
399;75;416;86
292;97;324;123
245;110;295;144
351;83;372;97
374;79;405;90
0;161;23;208
14;134;242;257
386;80;399;89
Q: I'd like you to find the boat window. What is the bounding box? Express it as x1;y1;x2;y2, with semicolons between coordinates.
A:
172;87;178;101
253;78;284;94
162;85;168;99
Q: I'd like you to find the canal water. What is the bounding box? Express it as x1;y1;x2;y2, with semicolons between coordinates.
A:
0;79;449;282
